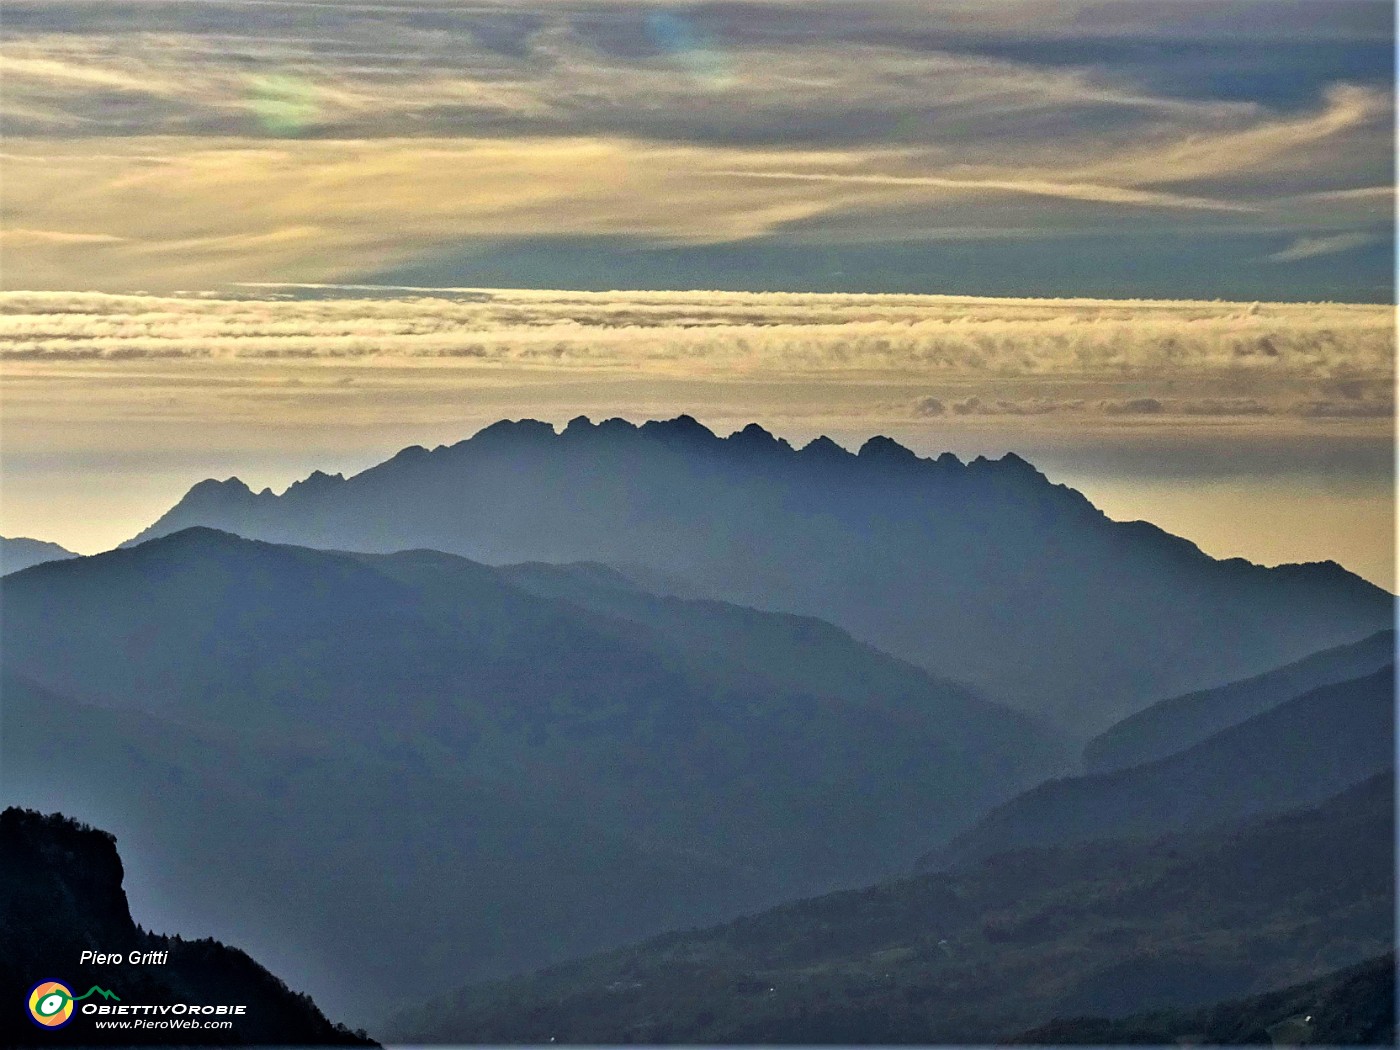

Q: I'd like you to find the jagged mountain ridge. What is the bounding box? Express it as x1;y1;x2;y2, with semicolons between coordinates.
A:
0;807;374;1047
127;416;1393;732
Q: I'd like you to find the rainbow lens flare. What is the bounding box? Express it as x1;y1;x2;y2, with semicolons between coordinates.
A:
247;74;322;136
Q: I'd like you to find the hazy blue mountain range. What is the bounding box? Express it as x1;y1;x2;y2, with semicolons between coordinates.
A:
1085;630;1397;774
0;527;1065;1023
3;671;768;1029
384;775;1395;1043
0;807;374;1047
1017;953;1394;1045
940;666;1394;868
126;417;1394;733
0;535;76;576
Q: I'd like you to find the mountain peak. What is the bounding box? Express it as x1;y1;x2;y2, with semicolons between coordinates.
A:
857;434;919;463
727;422;788;453
467;418;557;447
639;414;717;446
596;416;640;435
799;435;853;460
139;525;255;554
998;450;1033;468
0;535;79;576
563;414;595;435
287;469;345;495
187;476;253;497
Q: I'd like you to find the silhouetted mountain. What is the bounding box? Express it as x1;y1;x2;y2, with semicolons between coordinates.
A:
1085;630;1396;774
126;417;1393;732
0;807;374;1046
383;776;1395;1043
1;527;1064;1023
2;671;765;1029
1017;953;1394;1045
0;534;76;575
940;666;1394;868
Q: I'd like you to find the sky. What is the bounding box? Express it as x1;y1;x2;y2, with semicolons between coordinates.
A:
1;0;1394;297
0;0;1394;587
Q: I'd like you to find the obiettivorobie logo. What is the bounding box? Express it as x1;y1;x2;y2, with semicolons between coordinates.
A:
27;981;119;1029
26;979;248;1034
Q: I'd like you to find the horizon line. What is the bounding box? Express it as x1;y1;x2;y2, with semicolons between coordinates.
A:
202;283;1394;309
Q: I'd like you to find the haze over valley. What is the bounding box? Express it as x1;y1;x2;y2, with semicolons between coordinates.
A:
1;0;1394;1043
3;417;1394;1039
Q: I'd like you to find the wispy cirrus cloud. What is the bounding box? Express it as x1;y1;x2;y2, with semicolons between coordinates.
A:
715;170;1257;213
1266;232;1383;263
0;229;128;246
0;1;1390;293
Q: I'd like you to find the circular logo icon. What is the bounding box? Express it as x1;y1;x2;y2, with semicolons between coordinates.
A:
28;981;75;1028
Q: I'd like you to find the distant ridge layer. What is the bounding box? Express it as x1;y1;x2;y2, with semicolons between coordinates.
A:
125;416;1392;732
942;665;1396;867
1085;629;1397;773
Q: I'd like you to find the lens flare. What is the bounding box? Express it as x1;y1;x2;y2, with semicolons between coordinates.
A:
644;12;735;88
247;74;322;136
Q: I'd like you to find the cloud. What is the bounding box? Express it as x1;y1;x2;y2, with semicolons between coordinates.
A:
1101;397;1165;415
717;170;1255;213
947;396;1076;416
1294;398;1395;419
0;136;859;287
2;289;1389;437
0;2;1389;290
0;15;1260;145
0;1;1390;581
3;124;1386;291
1;287;1389;369
1078;83;1389;189
1266;232;1383;263
0;229;127;246
917;395;1286;419
1172;398;1275;417
3;282;1390;575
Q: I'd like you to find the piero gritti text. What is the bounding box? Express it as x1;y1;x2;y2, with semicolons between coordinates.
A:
80;950;169;965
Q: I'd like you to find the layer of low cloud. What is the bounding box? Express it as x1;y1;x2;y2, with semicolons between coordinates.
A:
2;283;1391;585
916;392;1395;422
1;287;1389;363
2;289;1391;429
